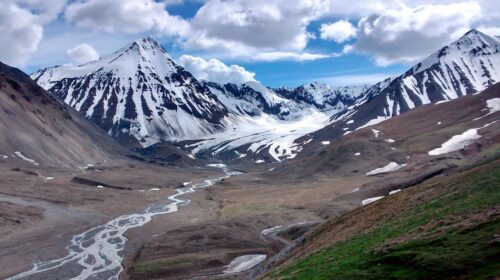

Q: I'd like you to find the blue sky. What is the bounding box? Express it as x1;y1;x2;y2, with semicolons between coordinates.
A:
2;0;498;88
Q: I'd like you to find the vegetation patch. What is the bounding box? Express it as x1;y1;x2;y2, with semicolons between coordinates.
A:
272;161;500;280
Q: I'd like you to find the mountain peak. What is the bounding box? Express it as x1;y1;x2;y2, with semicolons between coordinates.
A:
134;36;161;47
124;36;170;57
454;28;499;47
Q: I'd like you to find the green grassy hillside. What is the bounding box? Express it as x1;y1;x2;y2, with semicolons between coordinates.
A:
267;160;500;280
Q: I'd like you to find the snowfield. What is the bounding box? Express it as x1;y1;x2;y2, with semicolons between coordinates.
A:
428;129;481;156
189;109;331;162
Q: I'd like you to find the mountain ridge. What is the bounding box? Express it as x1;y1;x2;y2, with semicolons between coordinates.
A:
30;29;500;161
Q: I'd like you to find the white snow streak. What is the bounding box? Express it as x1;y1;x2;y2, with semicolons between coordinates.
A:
223;254;266;274
14;151;39;166
362;196;384;205
366;162;406;176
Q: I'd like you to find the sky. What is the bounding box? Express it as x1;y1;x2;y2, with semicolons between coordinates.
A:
1;0;499;88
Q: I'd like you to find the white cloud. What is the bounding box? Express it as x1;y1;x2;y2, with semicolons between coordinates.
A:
179;55;256;84
478;26;500;37
326;0;396;17
67;43;99;65
350;1;482;65
65;0;189;36
183;0;330;59
0;0;65;66
254;51;331;61
0;3;42;66
320;20;357;43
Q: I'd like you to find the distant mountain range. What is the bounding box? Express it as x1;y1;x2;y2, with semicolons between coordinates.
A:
30;29;500;162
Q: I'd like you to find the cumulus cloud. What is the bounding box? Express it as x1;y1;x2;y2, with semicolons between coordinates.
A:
179;55;256;84
349;1;482;65
254;52;331;62
0;0;65;66
65;0;189;36
320;20;357;43
183;0;330;59
67;43;99;65
478;26;500;37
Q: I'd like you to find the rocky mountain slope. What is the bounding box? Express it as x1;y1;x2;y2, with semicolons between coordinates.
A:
279;81;500;179
31;37;229;148
299;29;500;151
0;61;129;168
332;29;499;128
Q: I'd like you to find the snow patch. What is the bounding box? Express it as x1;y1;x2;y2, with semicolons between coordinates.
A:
14;151;39;166
428;129;481;156
372;129;381;137
150;188;160;191
255;160;265;164
362;196;384;205
389;189;401;195
357;116;388;130
486;98;500;115
321;141;330;145
224;254;266;274
385;139;395;143
346;120;354;124
366;162;406;176
435;99;450;104
354;152;361;156
207;163;227;168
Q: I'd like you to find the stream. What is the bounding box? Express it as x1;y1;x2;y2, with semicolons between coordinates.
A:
8;164;239;280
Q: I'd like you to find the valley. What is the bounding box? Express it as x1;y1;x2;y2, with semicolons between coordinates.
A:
1;27;499;280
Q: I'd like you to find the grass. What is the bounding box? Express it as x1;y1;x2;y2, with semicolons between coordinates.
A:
272;161;500;280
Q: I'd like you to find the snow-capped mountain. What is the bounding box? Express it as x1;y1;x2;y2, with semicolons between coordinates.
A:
186;81;339;161
274;82;366;110
31;30;497;162
32;37;229;147
204;81;348;119
331;29;500;127
31;37;360;160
